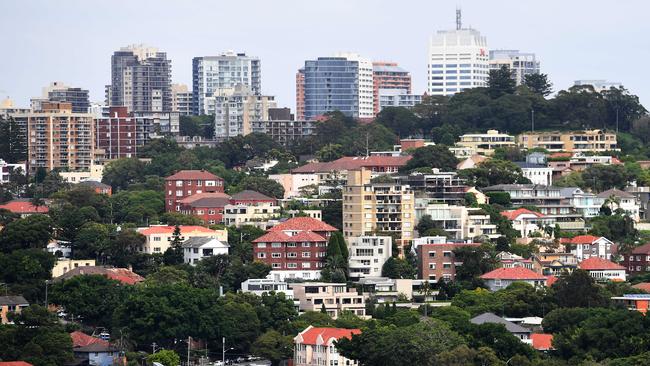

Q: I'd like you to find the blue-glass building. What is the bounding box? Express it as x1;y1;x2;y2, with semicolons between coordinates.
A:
303;57;360;120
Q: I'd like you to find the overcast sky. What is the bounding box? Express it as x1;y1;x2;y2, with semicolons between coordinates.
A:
1;0;649;110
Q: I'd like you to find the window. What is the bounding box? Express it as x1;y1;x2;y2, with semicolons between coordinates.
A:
302;252;311;258
287;252;297;258
257;243;266;248
257;253;266;258
287;242;297;247
287;263;297;268
272;263;281;269
272;243;282;248
302;242;311;247
272;253;282;258
153;247;161;253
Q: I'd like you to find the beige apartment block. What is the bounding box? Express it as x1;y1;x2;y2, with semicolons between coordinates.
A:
518;129;618;152
343;169;415;255
456;129;516;156
27;102;95;174
290;283;366;319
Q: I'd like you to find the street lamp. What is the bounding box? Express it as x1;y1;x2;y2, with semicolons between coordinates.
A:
222;337;234;365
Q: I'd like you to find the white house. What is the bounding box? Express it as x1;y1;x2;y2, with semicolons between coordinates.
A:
347;236;392;280
515;162;553;186
501;208;556;238
241;278;295;300
294;326;361;366
480;267;547;292
597;189;640;221
182;237;229;265
578;257;627;282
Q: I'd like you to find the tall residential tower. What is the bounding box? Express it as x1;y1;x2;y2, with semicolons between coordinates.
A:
489;50;540;86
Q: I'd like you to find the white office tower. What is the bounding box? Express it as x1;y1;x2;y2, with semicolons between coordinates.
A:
334;52;375;119
427;10;489;96
489;50;540;86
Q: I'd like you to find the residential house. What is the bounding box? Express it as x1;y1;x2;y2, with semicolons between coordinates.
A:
223;201;281;228
559;187;603;218
291;283;366;318
597;188;640;221
518;129;618;153
268;173;319;199
480;267;547;291
0;362;33;366
534;252;577;276
632;282;650;292
177;192;231;225
626;186;650;220
515;162;553;186
164;170;225;212
578;257;626;282
253;217;337;281
136;225;227;254
497;252;536;271
293;326;361;366
357;277;427;304
347;236;392;280
182;237;229;265
241;279;295;300
0;199;48;217
482;184;571;216
416;240;481;282
456;154;487;170
55;266;144;285
0;296;29;324
415;201;500;240
78;180;112;195
611;294;650;315
51;258;96;278
470;313;532;344
456;130;516;156
70;331;121;366
560;235;615;261
501;208;555;238
622;243;650;275
531;334;554;351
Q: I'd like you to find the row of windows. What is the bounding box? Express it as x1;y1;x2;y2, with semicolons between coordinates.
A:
257;242;326;248
258;252;324;258
271;262;323;269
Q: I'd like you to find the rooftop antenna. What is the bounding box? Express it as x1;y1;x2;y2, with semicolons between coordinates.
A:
456;8;462;30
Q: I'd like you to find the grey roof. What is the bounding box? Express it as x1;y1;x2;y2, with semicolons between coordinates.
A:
470;312;531;334
74;343;119;353
515;162;547;169
559;187;582;197
78;180;111;189
189;197;231;208
597;188;635;199
181;237;229;249
483;184;560;191
230;190;275;201
0;295;29;306
372;64;408;73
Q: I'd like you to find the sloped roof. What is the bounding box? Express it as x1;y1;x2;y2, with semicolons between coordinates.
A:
546;276;558;287
178;192;231;204
0;296;28;306
253;230;326;243
291;156;411;174
631;243;650;254
515;162;548;169
298;327;361;345
632;283;650;292
78;180;111;189
56;266;144;285
0;362;34;366
560;235;603;244
597;188;635;199
269;217;337;232
470;313;531;334
0;200;48;214
70;331;109;348
253;231;291;243
137;225;216;236
290;231;327;242
182;237;229;249
531;334;554;351
501;208;544;220
230;190;275;201
579;257;625;271
480;267;546;281
165;170;222;181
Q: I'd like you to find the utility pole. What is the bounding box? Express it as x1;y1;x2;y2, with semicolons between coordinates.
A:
616;107;619;133
187;336;191;366
151;342;158;354
222;337;225;365
44;280;49;308
531;109;535;132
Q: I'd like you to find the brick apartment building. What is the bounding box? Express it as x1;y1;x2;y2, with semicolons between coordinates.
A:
177;192;231;224
94;106;137;159
623;243;650;275
252;217;338;281
164;170;225;212
417;242;480;282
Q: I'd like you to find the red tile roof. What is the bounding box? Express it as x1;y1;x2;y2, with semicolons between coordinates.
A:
631;243;650;255
253;231;291;243
253;230;326;243
165;170;223;181
298;327;361;346
480;267;546;280
0;200;48;214
501;208;544;220
70;331;110;348
269;217;337;233
291;231;327;242
632;283;650;292
56;267;144;285
531;333;553;351
578;257;625;271
546;275;558;287
137;225;215;236
291;156;411;174
0;362;34;366
560;235;602;244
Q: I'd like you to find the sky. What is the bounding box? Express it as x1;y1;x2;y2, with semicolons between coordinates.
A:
1;0;649;110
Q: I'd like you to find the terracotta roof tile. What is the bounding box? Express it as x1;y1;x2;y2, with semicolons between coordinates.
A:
137;225;215;236
70;331;109;348
632;283;650;292
0;362;34;366
531;333;553;350
298;327;361;346
269;217;337;232
178;192;231;204
631;243;650;254
290;231;327;242
561;235;602;244
252;231;291;243
546;275;558;287
0;200;48;214
501;208;544;221
291;156;410;174
56;267;144;285
165;170;223;181
480;267;546;280
578;257;625;270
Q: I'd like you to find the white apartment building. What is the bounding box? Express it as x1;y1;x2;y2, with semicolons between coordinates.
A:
136;225;228;254
427;24;489;96
515;163;553;186
290;283;366;318
489;50;540;86
223;202;281;228
241;278;295;300
456;130;516;156
414;201;500;240
182;237;229;265
378;89;422;111
347;236;392;280
192;51;261;115
211;85;276;139
574;80;622;93
335;52;374;119
268;173;319;199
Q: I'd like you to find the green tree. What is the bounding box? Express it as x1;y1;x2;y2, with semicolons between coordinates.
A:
552;269;609;308
148;349;180;366
375;107;422;137
582;164;634;192
0;214;53;252
101;158;147;191
316;143;344;162
232;176;285;199
251;330;293;366
458;160;531;188
523;73;553;97
0;115;27;162
381;257;416;279
487;65;516;98
402;145;459;172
